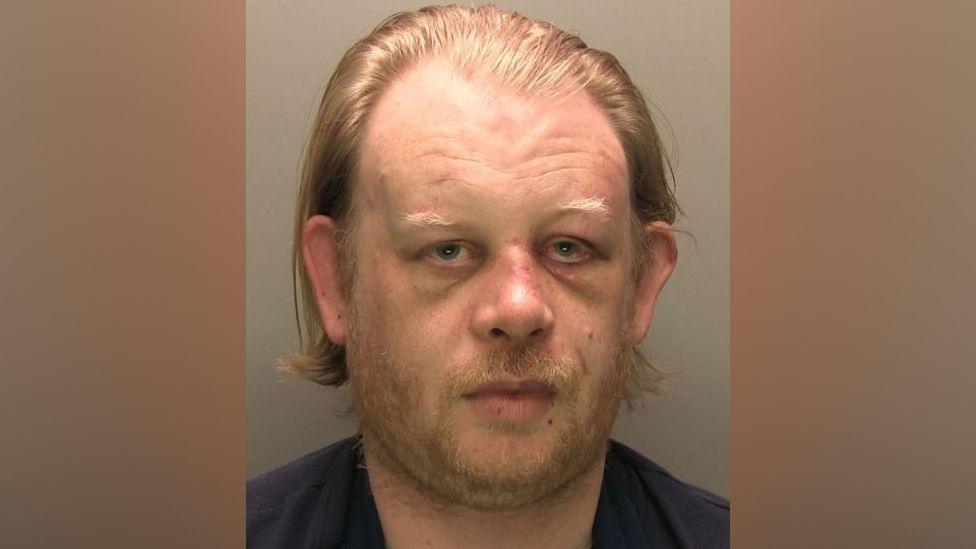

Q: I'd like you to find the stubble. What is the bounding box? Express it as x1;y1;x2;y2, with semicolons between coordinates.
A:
346;303;632;511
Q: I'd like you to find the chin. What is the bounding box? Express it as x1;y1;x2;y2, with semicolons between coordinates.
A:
417;410;602;510
453;417;565;469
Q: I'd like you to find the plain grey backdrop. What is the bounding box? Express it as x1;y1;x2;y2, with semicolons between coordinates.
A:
247;0;729;498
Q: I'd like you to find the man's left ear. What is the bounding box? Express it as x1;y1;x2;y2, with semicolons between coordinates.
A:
629;220;677;344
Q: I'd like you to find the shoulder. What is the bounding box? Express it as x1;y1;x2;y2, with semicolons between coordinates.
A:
608;439;729;548
247;437;359;513
246;437;360;548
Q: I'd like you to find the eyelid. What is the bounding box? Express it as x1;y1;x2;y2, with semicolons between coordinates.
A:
543;237;593;264
424;240;477;264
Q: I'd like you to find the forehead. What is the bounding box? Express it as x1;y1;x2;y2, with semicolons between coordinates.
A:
356;59;629;212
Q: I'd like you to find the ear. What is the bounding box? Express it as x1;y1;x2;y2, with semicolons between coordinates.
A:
302;215;348;346
628;220;677;344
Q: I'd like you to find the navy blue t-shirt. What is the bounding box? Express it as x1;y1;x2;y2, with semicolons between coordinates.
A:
247;437;728;548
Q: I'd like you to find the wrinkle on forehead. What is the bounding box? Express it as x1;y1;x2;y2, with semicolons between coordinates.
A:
380;147;622;190
404;128;624;179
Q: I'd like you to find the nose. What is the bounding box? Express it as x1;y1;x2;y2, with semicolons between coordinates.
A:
470;249;555;344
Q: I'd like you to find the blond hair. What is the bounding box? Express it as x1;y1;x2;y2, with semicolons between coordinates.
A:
283;4;678;395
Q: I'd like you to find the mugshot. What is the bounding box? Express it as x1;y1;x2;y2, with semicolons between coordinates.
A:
246;3;728;548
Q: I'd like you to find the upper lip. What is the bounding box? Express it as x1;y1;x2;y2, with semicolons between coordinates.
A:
464;379;556;397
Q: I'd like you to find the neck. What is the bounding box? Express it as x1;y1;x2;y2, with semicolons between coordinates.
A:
363;439;606;549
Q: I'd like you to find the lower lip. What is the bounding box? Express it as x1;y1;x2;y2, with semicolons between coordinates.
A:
464;391;555;423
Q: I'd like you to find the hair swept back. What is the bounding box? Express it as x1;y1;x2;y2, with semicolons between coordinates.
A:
281;4;679;397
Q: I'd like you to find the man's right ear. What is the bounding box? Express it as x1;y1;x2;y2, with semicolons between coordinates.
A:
302;215;348;346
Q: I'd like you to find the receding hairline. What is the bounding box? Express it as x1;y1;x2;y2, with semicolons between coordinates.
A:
356;53;621;155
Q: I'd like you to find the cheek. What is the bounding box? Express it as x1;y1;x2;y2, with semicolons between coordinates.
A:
349;286;446;390
568;285;630;336
350;254;413;332
563;296;631;371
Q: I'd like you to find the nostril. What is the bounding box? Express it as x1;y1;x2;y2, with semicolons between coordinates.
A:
490;327;506;338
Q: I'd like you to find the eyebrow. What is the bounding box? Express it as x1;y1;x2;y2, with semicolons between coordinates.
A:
399;197;611;228
554;197;611;215
400;211;458;227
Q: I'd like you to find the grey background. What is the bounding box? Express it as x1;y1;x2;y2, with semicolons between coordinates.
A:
247;0;729;498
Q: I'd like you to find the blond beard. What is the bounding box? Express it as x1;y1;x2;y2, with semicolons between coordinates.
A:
346;307;633;511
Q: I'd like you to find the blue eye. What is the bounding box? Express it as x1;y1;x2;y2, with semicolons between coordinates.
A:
432;242;467;262
554;241;577;256
550;239;589;263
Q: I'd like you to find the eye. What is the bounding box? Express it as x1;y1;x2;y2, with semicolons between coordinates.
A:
430;242;470;263
548;238;590;264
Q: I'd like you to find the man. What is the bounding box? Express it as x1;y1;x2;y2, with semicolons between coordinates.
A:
248;5;728;548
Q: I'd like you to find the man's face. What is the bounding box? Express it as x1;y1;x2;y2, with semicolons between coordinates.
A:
343;60;642;510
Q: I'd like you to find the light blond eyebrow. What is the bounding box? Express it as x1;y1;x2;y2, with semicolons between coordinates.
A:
555;197;611;215
400;198;608;228
400;211;457;227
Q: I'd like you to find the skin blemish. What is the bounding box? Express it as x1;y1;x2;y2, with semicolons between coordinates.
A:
547;418;553;425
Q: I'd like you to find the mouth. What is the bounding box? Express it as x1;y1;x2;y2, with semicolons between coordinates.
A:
464;379;557;398
462;379;557;423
